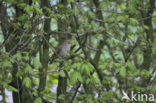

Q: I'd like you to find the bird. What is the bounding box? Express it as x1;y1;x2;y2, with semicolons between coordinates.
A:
50;41;72;64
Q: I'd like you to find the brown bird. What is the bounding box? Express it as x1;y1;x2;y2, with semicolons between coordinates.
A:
50;41;72;64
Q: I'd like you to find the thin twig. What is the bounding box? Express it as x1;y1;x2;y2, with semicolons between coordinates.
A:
0;29;16;50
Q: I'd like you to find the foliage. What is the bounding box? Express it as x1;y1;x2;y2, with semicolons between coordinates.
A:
0;0;156;103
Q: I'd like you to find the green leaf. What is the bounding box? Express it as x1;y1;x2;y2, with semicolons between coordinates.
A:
58;94;65;100
117;15;128;23
73;100;79;103
117;3;125;8
86;78;90;84
33;5;42;15
32;88;38;96
34;97;42;103
16;69;24;77
14;52;22;61
59;70;66;77
120;66;126;78
126;61;136;70
72;62;81;69
24;21;31;29
130;18;139;25
25;64;33;73
33;57;41;68
2;59;12;68
23;52;29;61
77;72;83;83
86;11;95;18
33;78;39;85
7;85;18;92
18;2;27;7
22;77;31;88
70;71;79;84
81;64;90;76
100;1;110;9
140;69;152;79
18;15;28;21
24;5;33;15
73;8;79;15
67;0;74;3
4;0;14;3
144;25;149;30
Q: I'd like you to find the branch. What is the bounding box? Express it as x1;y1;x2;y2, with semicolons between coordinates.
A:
105;42;119;63
0;30;14;50
68;82;81;103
